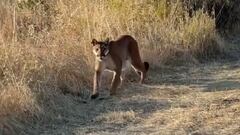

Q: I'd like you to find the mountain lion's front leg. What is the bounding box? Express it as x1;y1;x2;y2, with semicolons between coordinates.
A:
91;70;102;99
110;70;121;96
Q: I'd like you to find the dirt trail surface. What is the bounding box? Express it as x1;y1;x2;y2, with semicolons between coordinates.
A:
14;35;240;135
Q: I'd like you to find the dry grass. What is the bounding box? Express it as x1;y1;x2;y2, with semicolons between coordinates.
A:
96;110;138;124
141;90;240;135
0;0;239;134
0;82;39;117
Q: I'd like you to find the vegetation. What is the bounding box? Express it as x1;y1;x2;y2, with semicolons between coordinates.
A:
0;0;239;134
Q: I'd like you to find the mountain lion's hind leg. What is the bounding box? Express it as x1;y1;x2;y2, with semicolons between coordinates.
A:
120;71;125;88
131;63;146;84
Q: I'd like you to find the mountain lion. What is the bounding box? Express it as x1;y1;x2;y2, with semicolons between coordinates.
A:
91;35;149;99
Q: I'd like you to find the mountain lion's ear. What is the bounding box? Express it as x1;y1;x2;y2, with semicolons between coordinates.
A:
105;38;110;44
91;39;98;46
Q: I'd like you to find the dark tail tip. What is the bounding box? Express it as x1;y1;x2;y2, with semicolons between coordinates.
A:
144;62;149;71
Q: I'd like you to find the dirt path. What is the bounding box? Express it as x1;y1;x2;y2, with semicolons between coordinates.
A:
18;35;240;135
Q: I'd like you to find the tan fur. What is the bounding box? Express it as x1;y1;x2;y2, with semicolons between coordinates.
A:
91;35;149;99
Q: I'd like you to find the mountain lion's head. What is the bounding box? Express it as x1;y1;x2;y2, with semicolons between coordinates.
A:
91;38;110;61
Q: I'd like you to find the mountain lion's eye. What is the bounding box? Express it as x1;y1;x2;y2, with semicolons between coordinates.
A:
96;48;99;51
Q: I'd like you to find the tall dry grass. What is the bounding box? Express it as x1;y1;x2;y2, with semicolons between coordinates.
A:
0;0;224;129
